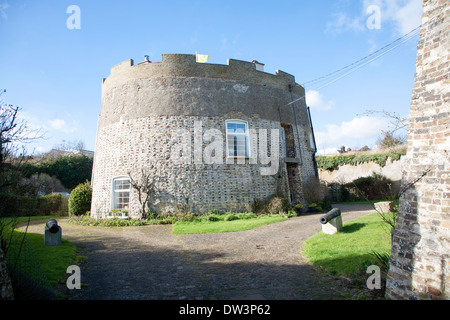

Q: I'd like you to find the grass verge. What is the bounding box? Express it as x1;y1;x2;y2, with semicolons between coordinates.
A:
2;220;78;288
173;215;288;234
24;231;78;287
301;212;392;277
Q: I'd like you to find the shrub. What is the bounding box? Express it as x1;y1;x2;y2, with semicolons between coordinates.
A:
68;215;146;227
146;210;158;219
224;214;239;221
236;212;257;220
207;215;221;222
345;173;392;201
68;181;92;216
286;210;297;217
39;194;67;216
174;212;197;222
321;198;332;211
253;194;290;214
303;178;327;205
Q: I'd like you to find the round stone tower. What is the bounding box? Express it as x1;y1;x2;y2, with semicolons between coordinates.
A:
91;54;318;218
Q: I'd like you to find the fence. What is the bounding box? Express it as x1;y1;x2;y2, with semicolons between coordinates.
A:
4;236;56;300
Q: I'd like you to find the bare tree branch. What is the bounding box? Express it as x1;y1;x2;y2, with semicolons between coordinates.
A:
128;169;157;219
0;89;45;191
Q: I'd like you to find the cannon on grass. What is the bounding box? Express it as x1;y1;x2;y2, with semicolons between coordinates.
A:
44;219;62;246
46;219;60;233
319;208;343;234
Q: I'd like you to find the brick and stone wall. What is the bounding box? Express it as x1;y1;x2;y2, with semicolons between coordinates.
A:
385;0;449;300
91;54;317;218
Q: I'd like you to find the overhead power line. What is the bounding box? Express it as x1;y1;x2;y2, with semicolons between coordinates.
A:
302;25;422;86
281;25;422;109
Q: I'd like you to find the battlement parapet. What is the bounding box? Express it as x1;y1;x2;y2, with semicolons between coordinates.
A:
105;54;302;94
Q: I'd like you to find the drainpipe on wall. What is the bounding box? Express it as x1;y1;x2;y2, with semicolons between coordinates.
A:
307;106;319;178
288;84;303;166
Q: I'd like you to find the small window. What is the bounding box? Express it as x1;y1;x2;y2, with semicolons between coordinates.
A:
112;177;131;210
226;120;250;158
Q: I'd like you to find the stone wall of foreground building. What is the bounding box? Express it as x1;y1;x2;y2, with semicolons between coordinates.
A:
385;0;449;300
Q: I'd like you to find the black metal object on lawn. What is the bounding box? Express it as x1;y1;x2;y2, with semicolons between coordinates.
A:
45;219;59;234
320;208;341;224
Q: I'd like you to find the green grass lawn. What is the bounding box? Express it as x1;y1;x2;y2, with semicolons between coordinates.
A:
1;215;56;225
173;215;288;234
301;212;392;277
24;231;78;287
2;217;78;288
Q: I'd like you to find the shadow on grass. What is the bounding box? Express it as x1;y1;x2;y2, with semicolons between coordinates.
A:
340;223;366;234
309;253;374;276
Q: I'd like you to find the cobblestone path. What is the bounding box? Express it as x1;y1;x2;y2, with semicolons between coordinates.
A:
25;205;375;300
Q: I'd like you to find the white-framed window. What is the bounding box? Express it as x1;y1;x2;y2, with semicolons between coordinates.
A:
226;119;250;158
112;177;131;210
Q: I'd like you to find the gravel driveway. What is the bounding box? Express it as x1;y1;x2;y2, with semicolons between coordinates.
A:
24;204;375;300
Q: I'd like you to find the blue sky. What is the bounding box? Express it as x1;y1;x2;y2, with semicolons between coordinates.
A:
0;0;423;155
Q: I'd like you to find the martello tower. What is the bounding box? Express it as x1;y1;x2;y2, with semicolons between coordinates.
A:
90;54;318;218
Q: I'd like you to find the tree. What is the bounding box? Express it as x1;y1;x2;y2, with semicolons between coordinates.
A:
359;109;407;149
359;145;371;152
52;139;85;152
0;89;43;191
128;169;157;219
37;154;93;190
0;90;43;286
376;131;406;149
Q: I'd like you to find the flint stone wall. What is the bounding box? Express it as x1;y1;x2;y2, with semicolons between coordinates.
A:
91;54;317;218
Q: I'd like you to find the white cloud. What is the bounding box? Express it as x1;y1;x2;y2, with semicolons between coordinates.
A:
316;147;339;156
17;111;44;132
48;118;77;133
363;0;423;35
390;0;423;35
34;146;47;154
0;0;8;20
306;90;335;111
326;12;365;34
315;116;390;153
327;0;423;36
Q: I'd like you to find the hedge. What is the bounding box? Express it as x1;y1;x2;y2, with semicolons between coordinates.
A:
316;147;407;171
0;193;68;217
21;154;93;190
